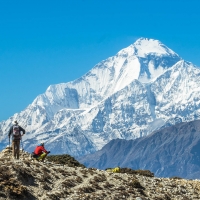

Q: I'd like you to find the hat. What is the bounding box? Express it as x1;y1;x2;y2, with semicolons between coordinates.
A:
40;143;44;146
14;120;18;124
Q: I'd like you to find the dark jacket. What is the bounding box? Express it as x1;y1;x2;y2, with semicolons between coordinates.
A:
8;124;25;140
34;145;48;155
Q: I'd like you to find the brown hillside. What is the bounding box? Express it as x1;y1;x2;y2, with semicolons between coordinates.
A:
0;147;200;200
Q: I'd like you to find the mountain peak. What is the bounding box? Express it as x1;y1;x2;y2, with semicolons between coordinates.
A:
132;38;179;58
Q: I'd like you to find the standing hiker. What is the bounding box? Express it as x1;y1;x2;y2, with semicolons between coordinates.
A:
8;120;25;159
33;143;50;162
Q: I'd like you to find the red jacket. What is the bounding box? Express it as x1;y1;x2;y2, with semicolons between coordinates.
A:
34;145;47;155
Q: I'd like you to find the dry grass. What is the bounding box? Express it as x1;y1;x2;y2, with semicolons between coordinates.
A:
0;149;200;200
103;181;114;188
128;178;145;190
0;167;34;200
78;186;95;193
61;179;76;188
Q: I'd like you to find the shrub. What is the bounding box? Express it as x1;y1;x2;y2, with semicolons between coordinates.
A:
61;179;76;188
120;168;154;177
78;186;95;193
169;176;183;180
129;178;145;190
46;154;85;168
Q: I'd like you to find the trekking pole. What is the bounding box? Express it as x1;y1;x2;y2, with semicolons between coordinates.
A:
21;137;24;152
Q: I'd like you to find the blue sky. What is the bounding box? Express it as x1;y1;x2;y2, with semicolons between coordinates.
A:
0;0;200;121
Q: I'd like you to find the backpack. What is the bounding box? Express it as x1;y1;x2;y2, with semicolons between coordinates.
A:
105;167;120;173
12;125;21;139
112;167;120;173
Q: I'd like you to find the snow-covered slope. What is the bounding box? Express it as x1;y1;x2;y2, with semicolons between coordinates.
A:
1;38;199;157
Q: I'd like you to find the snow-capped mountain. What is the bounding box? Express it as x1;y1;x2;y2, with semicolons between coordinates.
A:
0;38;199;157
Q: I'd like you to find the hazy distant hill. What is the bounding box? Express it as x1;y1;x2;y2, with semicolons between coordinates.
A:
79;120;200;179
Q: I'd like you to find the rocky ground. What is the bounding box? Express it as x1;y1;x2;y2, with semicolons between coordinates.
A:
0;148;200;200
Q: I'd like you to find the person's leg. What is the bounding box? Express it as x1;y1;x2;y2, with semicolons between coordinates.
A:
33;154;39;161
12;141;15;158
36;153;42;161
16;140;20;159
12;141;18;158
41;153;47;162
37;153;47;162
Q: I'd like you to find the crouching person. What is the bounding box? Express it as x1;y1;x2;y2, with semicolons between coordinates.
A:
33;143;50;162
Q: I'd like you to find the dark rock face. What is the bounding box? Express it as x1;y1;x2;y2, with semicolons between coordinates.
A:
79;120;200;179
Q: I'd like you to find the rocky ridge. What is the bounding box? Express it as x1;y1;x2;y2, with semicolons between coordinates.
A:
0;148;200;200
